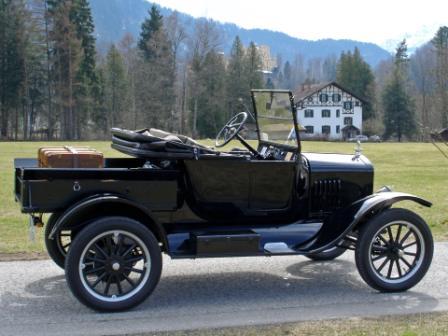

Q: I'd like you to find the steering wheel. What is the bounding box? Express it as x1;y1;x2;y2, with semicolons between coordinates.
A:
215;112;248;148
215;112;263;159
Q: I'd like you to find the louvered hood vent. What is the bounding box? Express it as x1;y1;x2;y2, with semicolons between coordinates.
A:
311;179;342;212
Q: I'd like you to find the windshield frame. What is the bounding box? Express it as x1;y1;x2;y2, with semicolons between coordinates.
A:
250;89;301;153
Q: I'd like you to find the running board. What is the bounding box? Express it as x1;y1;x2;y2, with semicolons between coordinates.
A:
264;242;296;254
193;231;260;256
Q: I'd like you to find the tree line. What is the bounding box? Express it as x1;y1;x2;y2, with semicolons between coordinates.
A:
1;0;448;141
375;28;448;141
0;1;264;140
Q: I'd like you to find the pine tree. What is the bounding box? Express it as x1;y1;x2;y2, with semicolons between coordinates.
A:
244;42;263;90
432;26;448;127
337;47;375;120
29;0;56;140
90;65;107;134
104;44;129;131
382;40;416;141
282;61;292;89
382;77;415;141
241;41;263;118
72;0;97;139
135;6;175;130
226;36;246;118
72;0;96;83
48;0;82;139
118;33;139;129
395;40;408;64
0;0;27;138
138;4;163;60
47;0;97;139
19;0;58;140
195;51;227;137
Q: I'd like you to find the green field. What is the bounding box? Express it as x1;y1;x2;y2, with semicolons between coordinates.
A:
0;140;447;255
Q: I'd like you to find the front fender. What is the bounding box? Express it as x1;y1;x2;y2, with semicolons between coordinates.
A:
300;191;431;254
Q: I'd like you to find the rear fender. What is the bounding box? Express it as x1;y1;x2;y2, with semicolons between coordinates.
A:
48;194;168;249
301;191;431;254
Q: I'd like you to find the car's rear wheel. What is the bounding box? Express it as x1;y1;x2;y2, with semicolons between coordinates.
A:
306;246;346;261
355;208;433;292
65;216;162;312
45;213;73;269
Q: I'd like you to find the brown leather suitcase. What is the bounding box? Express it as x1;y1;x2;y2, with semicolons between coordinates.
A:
38;146;104;168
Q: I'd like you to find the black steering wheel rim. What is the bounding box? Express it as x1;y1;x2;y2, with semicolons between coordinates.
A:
215;112;248;148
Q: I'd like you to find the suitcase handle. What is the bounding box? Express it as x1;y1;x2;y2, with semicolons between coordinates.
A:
64;146;79;167
64;146;79;154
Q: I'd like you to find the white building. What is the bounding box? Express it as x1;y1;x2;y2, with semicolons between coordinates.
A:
295;82;365;140
256;45;277;72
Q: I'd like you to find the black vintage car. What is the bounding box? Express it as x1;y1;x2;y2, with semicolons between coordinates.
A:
14;90;434;312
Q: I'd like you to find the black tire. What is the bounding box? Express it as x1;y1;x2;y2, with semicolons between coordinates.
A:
65;216;162;312
45;213;71;269
355;208;433;292
306;246;346;261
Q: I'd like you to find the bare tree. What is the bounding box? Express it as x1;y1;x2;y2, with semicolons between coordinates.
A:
188;19;222;65
410;44;436;135
432;27;448;128
118;33;138;129
187;19;222;137
165;11;187;132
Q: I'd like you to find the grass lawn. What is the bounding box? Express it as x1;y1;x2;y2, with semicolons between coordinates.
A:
148;312;448;336
0;140;447;254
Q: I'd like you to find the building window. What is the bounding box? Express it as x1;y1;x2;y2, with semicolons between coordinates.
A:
307;96;314;103
305;126;314;134
322;109;331;118
319;93;328;103
332;93;341;102
343;101;353;110
336;125;340;134
322;125;331;134
336;109;340;118
304;109;314;118
344;117;353;125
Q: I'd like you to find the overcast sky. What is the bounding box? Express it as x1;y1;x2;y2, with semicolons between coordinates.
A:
151;0;447;51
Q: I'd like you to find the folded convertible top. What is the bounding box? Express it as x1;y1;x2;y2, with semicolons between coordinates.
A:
111;128;217;159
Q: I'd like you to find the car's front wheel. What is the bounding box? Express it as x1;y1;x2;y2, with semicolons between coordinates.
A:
65;216;162;312
355;208;433;292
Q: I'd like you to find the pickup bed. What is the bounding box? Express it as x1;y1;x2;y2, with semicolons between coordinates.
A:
14;158;179;213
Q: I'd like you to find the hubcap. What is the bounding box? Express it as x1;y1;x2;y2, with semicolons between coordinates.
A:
112;262;120;271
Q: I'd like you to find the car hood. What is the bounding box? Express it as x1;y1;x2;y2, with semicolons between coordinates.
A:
302;152;373;173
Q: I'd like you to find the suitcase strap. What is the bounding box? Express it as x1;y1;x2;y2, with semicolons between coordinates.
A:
64;146;80;167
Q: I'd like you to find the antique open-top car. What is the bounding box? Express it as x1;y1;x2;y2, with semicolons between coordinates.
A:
14;90;434;312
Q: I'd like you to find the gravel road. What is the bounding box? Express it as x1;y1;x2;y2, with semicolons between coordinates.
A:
1;243;447;336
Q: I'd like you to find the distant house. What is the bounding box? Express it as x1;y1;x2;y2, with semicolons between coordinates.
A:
295;82;365;140
256;45;277;72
